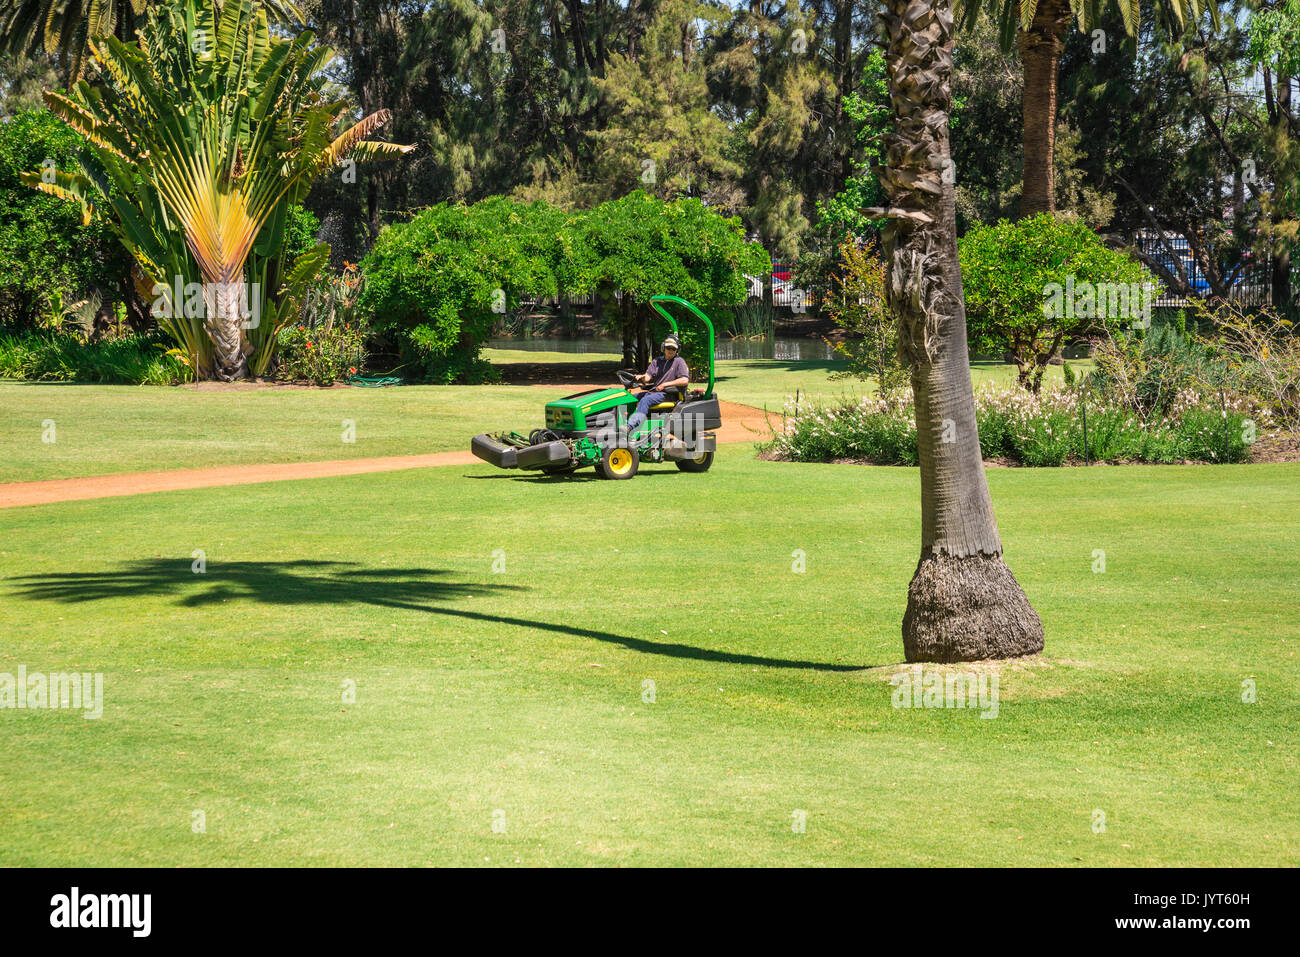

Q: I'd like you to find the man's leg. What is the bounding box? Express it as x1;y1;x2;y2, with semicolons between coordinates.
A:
626;391;666;433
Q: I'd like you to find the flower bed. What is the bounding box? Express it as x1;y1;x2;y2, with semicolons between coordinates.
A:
276;324;366;386
762;384;1258;466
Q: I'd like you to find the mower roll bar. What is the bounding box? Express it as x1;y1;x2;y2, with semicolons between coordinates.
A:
649;295;716;398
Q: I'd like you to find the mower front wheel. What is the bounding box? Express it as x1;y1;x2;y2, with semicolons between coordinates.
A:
675;449;714;473
598;446;639;480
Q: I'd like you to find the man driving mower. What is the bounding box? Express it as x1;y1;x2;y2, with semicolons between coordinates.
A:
625;334;689;433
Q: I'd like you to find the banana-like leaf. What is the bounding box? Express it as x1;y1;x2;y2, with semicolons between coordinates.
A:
285;242;330;288
21;168;97;224
350;140;419;161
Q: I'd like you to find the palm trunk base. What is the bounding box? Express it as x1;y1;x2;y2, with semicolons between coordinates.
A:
903;552;1044;662
212;357;249;382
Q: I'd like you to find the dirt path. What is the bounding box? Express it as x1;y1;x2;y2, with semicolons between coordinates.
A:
0;394;773;509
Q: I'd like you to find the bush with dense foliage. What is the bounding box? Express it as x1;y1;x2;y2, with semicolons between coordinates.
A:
359;192;765;383
960;213;1158;391
582;191;767;377
0;110;130;329
0;329;190;384
763;384;1253;466
359;197;579;383
1088;319;1224;419
275;323;366;386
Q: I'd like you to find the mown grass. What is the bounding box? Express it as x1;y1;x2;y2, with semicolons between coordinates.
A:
1;455;1295;866
1;357;1082;483
0;381;545;482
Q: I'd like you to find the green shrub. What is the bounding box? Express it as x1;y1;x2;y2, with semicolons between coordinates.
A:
960;213;1159;392
765;397;919;465
1090;320;1223;418
0;330;190;384
359;197;572;383
276;324;366;386
824;241;909;399
0;110;131;328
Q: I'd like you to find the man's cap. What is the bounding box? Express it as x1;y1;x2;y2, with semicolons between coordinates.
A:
662;335;681;350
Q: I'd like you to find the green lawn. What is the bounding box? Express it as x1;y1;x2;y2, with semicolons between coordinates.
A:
2;356;1086;483
0;381;546;482
1;454;1295;866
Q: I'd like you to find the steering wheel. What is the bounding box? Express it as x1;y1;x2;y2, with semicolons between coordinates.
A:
616;370;639;389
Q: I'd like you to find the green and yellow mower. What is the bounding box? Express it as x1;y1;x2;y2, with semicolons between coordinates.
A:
471;296;722;479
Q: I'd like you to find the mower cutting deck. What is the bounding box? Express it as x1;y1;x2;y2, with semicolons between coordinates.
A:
471;296;722;480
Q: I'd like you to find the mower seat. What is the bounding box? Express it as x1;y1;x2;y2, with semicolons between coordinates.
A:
648;386;687;412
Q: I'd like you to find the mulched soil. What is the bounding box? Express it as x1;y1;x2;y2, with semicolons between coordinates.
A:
1248;432;1300;463
183;378;351;390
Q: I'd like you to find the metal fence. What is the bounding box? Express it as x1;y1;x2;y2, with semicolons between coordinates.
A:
1132;231;1276;308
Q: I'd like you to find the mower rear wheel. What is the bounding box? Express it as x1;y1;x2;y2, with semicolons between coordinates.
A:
675;449;714;473
598;446;639;480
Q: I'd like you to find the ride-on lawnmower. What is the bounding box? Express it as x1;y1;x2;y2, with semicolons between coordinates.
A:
471;295;723;479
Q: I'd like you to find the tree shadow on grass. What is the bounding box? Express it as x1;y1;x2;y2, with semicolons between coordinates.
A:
7;559;867;672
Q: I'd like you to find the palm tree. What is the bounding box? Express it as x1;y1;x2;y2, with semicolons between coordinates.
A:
871;0;1045;661
956;0;1214;218
0;0;301;82
26;0;411;380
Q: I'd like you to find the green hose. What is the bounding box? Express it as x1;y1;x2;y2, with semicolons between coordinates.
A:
345;374;400;390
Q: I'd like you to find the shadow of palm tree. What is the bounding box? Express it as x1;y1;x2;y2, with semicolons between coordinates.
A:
7;559;866;672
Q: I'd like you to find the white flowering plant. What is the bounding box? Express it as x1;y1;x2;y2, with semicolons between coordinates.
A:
763;382;1255;466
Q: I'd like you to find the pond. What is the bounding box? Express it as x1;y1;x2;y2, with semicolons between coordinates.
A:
485;336;840;361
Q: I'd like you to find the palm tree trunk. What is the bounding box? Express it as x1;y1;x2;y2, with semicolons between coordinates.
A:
874;0;1044;662
206;280;250;381
1017;0;1069;219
